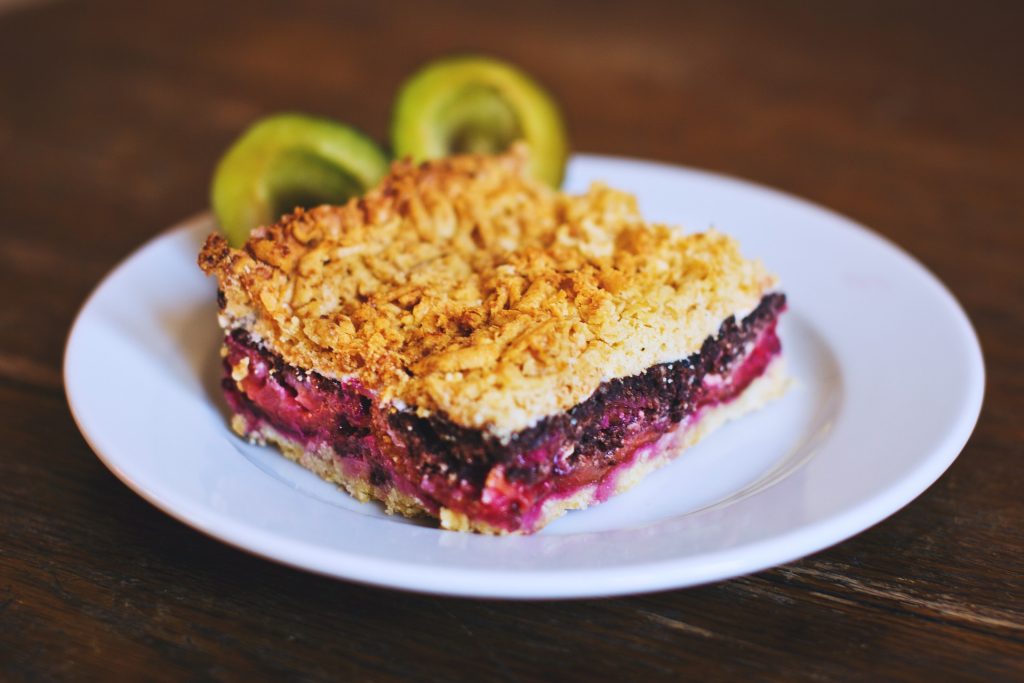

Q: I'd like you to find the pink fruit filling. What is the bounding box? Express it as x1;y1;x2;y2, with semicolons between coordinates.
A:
223;293;785;532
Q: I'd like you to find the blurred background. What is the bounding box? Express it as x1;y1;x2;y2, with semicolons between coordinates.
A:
1;1;1020;680
0;0;1020;386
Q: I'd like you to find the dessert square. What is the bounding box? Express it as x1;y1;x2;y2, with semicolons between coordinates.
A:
199;147;786;534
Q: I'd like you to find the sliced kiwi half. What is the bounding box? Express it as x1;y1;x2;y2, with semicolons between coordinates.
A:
391;56;569;187
211;113;389;246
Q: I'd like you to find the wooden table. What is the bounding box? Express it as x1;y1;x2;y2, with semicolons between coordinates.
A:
1;1;1021;679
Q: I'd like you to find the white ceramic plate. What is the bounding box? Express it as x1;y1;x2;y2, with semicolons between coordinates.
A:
65;155;984;599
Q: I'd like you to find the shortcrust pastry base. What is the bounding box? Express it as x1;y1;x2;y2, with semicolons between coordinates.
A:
231;358;787;535
231;415;428;522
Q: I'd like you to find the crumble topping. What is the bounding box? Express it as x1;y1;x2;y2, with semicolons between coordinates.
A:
199;145;776;435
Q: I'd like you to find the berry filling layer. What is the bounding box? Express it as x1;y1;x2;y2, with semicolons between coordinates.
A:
223;293;786;533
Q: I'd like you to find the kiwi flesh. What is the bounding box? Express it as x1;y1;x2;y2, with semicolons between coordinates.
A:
391;56;569;186
211;113;389;246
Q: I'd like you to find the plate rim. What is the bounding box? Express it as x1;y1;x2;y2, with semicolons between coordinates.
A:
64;153;985;599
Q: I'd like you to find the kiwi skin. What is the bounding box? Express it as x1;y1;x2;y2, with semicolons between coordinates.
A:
211;113;389;247
391;55;569;187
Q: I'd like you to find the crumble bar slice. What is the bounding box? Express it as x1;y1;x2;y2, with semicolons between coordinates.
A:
198;146;787;534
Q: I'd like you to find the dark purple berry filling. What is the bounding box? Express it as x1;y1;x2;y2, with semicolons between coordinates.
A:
223;293;785;532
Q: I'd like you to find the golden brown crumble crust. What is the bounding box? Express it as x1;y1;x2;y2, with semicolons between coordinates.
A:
199;146;776;435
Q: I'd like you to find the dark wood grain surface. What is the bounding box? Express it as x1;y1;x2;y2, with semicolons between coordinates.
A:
1;1;1021;680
